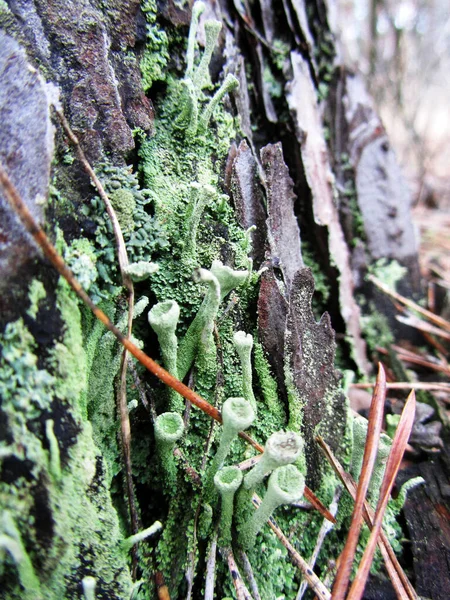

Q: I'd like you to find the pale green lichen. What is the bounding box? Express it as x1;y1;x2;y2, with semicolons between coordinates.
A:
233;331;256;412
64;238;98;292
214;466;243;546
45;420;61;482
154;412;185;488
0;511;42;600
121;521;163;553
239;465;305;550
82;576;96;600
244;431;304;490
206;397;255;491
124;260;158;282
0;3;418;597
149;300;182;412
0;282;134;598
26;279;46;319
369;258;407;292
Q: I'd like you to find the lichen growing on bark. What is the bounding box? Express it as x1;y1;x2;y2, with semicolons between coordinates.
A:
0;1;419;598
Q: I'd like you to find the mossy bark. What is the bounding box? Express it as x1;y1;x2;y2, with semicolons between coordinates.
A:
0;1;421;599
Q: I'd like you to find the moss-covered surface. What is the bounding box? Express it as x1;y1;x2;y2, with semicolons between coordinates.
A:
0;2;417;599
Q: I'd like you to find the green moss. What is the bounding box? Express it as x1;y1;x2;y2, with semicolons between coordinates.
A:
0;283;133;599
26;280;46;319
140;0;170;92
369;258;407;291
360;304;394;355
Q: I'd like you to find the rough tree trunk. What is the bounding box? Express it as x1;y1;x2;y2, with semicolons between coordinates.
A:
0;1;423;599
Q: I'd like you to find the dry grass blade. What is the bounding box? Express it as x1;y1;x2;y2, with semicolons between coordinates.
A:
331;363;386;600
369;274;450;333
376;345;450;377
351;381;450;392
317;436;418;600
396;314;450;341
251;495;331;600
56;111;142;550
347;390;417;600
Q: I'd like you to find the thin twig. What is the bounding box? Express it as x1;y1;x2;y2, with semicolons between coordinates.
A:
237;550;262;600
223;547;255;600
296;486;341;600
55;110;140;562
251;495;331;600
55;108;132;287
128;359;154;417
173;448;202;487
204;530;218;600
369;274;450;332
351;381;450;392
0;161;334;525
185;502;201;600
331;364;386;600
376;345;450;376
237;454;262;471
396;314;450;341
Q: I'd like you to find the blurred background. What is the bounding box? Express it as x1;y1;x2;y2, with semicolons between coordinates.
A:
337;0;450;295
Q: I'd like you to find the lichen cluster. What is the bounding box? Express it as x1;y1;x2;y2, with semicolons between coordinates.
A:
0;2;418;599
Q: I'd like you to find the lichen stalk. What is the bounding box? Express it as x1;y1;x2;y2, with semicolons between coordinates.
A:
214;466;243;546
239;464;305;550
82;576;97;600
177;267;221;380
233;331;256;412
185;1;205;78
200;73;239;129
149;300;183;412
0;511;42;599
204;397;255;498
154;412;185;489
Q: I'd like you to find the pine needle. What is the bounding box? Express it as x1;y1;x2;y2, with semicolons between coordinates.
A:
347;390;416;600
317;436;418;600
251;495;331;600
331;363;386;600
369;274;450;333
